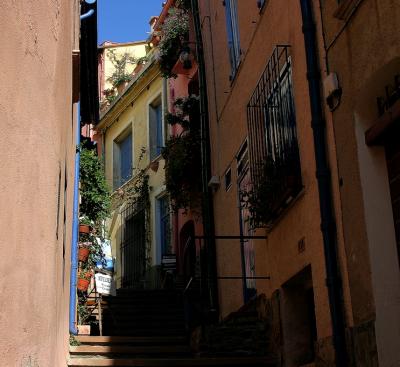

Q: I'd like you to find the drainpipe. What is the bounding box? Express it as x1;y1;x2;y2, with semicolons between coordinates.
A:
69;104;81;335
80;0;96;20
190;0;219;321
70;0;96;334
300;1;348;365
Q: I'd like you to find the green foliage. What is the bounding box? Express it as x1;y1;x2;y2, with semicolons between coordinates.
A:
241;157;302;228
80;147;111;224
69;335;81;346
162;133;201;211
158;7;190;78
162;96;202;211
165;95;200;130
106;49;137;87
176;0;191;10
77;300;90;325
111;147;149;210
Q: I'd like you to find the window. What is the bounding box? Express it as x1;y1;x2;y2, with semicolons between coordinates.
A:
113;129;132;190
223;0;241;79
246;46;302;226
149;97;163;161
157;196;171;259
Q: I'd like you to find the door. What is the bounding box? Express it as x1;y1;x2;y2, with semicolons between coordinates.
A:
120;199;147;288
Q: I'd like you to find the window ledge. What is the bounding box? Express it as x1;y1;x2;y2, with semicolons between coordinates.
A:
333;0;363;20
265;187;305;234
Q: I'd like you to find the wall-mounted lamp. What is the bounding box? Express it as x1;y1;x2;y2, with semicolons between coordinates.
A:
323;72;342;112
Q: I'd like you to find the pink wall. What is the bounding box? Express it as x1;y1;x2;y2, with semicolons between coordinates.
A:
168;63;204;274
0;2;78;366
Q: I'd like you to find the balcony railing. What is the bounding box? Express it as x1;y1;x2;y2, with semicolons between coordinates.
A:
246;45;302;226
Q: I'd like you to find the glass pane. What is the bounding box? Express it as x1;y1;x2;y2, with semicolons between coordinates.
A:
120;133;132;185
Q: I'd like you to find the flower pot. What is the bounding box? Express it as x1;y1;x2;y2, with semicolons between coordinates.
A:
77;278;90;292
77;325;91;335
79;224;91;234
78;247;90;262
116;81;128;95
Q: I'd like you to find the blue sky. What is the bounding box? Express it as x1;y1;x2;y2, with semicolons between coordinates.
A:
97;0;164;44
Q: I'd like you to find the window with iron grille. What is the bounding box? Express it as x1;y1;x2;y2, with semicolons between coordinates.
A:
246;46;302;227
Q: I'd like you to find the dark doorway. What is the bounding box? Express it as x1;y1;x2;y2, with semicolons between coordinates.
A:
281;266;317;366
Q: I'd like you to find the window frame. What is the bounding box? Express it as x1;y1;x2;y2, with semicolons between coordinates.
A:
223;0;241;80
113;127;133;191
149;95;164;162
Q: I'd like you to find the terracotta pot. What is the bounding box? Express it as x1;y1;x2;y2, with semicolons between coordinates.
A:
77;325;91;336
79;224;91;234
77;278;90;292
116;81;128;95
78;247;90;262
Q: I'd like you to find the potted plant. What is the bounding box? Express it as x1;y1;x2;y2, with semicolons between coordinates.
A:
79;223;91;234
158;7;190;78
77;301;91;335
77;269;93;292
78;242;91;262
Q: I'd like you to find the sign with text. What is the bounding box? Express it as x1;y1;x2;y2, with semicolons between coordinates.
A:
94;273;115;296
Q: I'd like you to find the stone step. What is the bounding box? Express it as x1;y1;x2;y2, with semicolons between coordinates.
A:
68;356;274;366
70;345;191;356
76;336;188;346
103;311;184;319
102;317;185;327
104;328;187;337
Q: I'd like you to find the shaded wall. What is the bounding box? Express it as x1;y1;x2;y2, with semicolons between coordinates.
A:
321;0;400;365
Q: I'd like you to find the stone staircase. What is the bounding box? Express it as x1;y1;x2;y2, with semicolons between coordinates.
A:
68;288;276;366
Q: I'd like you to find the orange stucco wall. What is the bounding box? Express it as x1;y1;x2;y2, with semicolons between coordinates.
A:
198;0;353;359
0;1;79;366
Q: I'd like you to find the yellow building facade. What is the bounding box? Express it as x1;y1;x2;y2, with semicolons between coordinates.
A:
96;52;170;289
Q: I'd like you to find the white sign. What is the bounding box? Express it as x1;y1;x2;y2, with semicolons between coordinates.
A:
95;273;115;296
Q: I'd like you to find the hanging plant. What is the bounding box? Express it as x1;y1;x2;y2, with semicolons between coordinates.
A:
176;0;191;10
158;7;190;78
241;154;302;228
162;95;202;212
